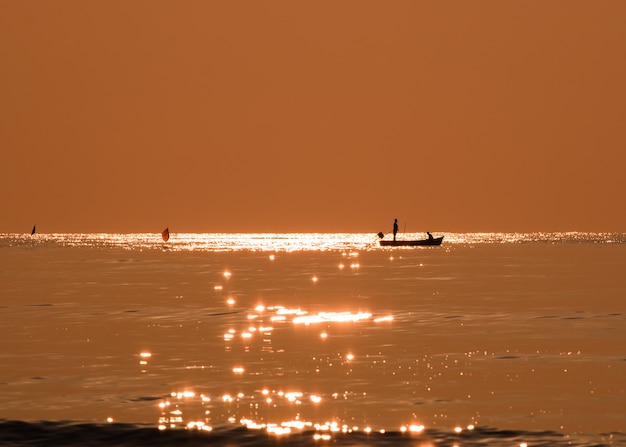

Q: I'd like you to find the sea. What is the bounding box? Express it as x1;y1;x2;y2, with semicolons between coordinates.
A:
1;232;625;446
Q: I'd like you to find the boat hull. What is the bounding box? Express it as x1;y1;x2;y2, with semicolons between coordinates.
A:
379;236;444;247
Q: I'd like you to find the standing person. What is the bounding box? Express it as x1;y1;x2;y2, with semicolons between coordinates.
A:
393;218;399;241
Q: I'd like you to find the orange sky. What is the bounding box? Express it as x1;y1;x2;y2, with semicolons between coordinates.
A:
2;2;625;233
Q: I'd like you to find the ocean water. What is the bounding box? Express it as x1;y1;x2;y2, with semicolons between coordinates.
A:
0;232;624;446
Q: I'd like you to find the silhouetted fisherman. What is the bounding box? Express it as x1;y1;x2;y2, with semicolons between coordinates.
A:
427;231;434;240
393;219;399;241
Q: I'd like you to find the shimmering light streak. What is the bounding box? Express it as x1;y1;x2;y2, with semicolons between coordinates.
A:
282;420;312;430
157;388;478;440
241;418;265;430
172;391;196;399
30;232;623;253
267;425;290;435
138;351;151;367
285;392;303;402
187;421;212;431
275;306;307;316
159;389;439;440
249;304;388;328
293;311;372;325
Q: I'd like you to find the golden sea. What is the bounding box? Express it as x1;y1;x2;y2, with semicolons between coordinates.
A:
1;233;624;446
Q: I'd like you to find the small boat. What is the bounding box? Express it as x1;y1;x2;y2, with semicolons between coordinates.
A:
377;232;443;246
162;227;170;242
379;236;443;246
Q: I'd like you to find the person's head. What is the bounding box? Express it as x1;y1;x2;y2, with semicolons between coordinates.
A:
394;218;398;222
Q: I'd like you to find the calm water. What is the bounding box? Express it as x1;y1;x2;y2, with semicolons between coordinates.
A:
1;233;625;446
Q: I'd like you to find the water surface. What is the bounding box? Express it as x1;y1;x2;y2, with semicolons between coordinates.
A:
1;233;624;446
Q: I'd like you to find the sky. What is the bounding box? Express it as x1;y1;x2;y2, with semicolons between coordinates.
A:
1;1;625;234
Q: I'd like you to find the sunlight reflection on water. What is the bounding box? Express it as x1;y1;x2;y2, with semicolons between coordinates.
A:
1;232;625;446
4;232;624;252
156;386;441;438
144;299;419;436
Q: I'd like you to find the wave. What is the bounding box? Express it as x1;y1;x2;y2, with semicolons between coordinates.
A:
0;420;622;447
